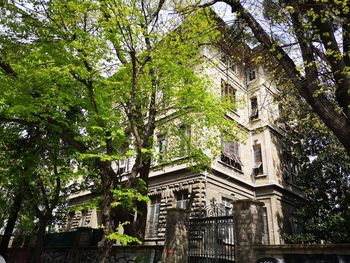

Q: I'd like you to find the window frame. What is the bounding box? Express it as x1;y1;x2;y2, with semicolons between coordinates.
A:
157;134;167;162
220;138;242;171
253;143;264;176
220;52;238;75
146;196;161;238
250;97;259;120
175;190;189;209
247;69;256;82
221;80;237;110
79;210;88;227
221;197;233;216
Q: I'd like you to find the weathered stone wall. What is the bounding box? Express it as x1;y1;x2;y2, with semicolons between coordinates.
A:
41;246;163;263
147;178;205;241
232;199;265;263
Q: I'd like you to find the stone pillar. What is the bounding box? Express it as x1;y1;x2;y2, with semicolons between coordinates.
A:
161;208;189;263
233;199;264;263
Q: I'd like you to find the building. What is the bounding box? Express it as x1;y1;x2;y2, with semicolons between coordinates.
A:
65;20;302;247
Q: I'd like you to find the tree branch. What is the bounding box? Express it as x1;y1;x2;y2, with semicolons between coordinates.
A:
0;58;17;78
215;0;350;153
310;5;350;118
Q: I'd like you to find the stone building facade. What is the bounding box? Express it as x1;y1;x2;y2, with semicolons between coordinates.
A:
65;44;302;246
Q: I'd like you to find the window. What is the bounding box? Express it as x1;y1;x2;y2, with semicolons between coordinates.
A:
222;197;233;216
180;125;191;152
218;198;234;244
250;97;259;120
180;125;191;137
221;80;236;108
117;159;129;176
80;210;88;227
175;191;189;209
220;53;238;74
66;211;75;231
220;52;229;66
247;69;256;82
262;207;270;244
253;144;263;175
231;63;237;74
283;152;298;183
147;196;161;238
221;139;242;171
157;134;167;162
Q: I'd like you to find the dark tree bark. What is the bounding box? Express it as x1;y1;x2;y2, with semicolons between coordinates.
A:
98;161;117;263
31;214;50;263
134;157;152;240
29;173;61;263
205;0;350;154
0;192;23;260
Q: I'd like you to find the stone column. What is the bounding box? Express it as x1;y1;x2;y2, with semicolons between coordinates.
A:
233;199;264;263
161;208;189;263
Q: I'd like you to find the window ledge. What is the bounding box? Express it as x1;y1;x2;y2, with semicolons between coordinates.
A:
229;109;240;117
218;160;244;174
151;156;189;171
250;117;261;122
255;173;267;178
247;79;257;84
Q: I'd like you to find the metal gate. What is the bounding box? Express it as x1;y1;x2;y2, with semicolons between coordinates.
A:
188;200;235;263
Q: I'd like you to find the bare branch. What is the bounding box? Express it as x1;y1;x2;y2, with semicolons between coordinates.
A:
216;0;350;153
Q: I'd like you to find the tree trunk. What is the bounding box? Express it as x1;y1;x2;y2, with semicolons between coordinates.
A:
133;159;151;240
124;157;151;241
0;192;23;260
31;214;50;263
220;0;350;154
134;201;148;240
98;162;116;263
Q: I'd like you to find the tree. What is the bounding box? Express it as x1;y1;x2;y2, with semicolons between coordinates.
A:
0;121;76;261
277;90;350;243
0;1;236;260
198;0;350;154
0;124;29;260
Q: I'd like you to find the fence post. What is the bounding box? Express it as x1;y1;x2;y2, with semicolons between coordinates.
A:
161;208;189;263
232;199;264;263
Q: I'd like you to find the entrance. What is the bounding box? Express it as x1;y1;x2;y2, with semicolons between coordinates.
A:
188;200;235;263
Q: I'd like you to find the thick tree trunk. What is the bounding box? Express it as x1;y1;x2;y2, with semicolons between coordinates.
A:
0;192;23;260
31;214;50;263
219;0;350;154
134;201;148;240
133;159;151;241
112;156;151;242
98;162;116;263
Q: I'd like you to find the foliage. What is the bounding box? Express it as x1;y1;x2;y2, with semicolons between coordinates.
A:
111;180;150;212
106;222;142;245
0;0;239;254
278;91;350;243
199;0;350;154
69;197;102;213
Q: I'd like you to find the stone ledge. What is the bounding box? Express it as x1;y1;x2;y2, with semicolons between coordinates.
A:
165;208;189;212
233;199;265;206
254;244;350;255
